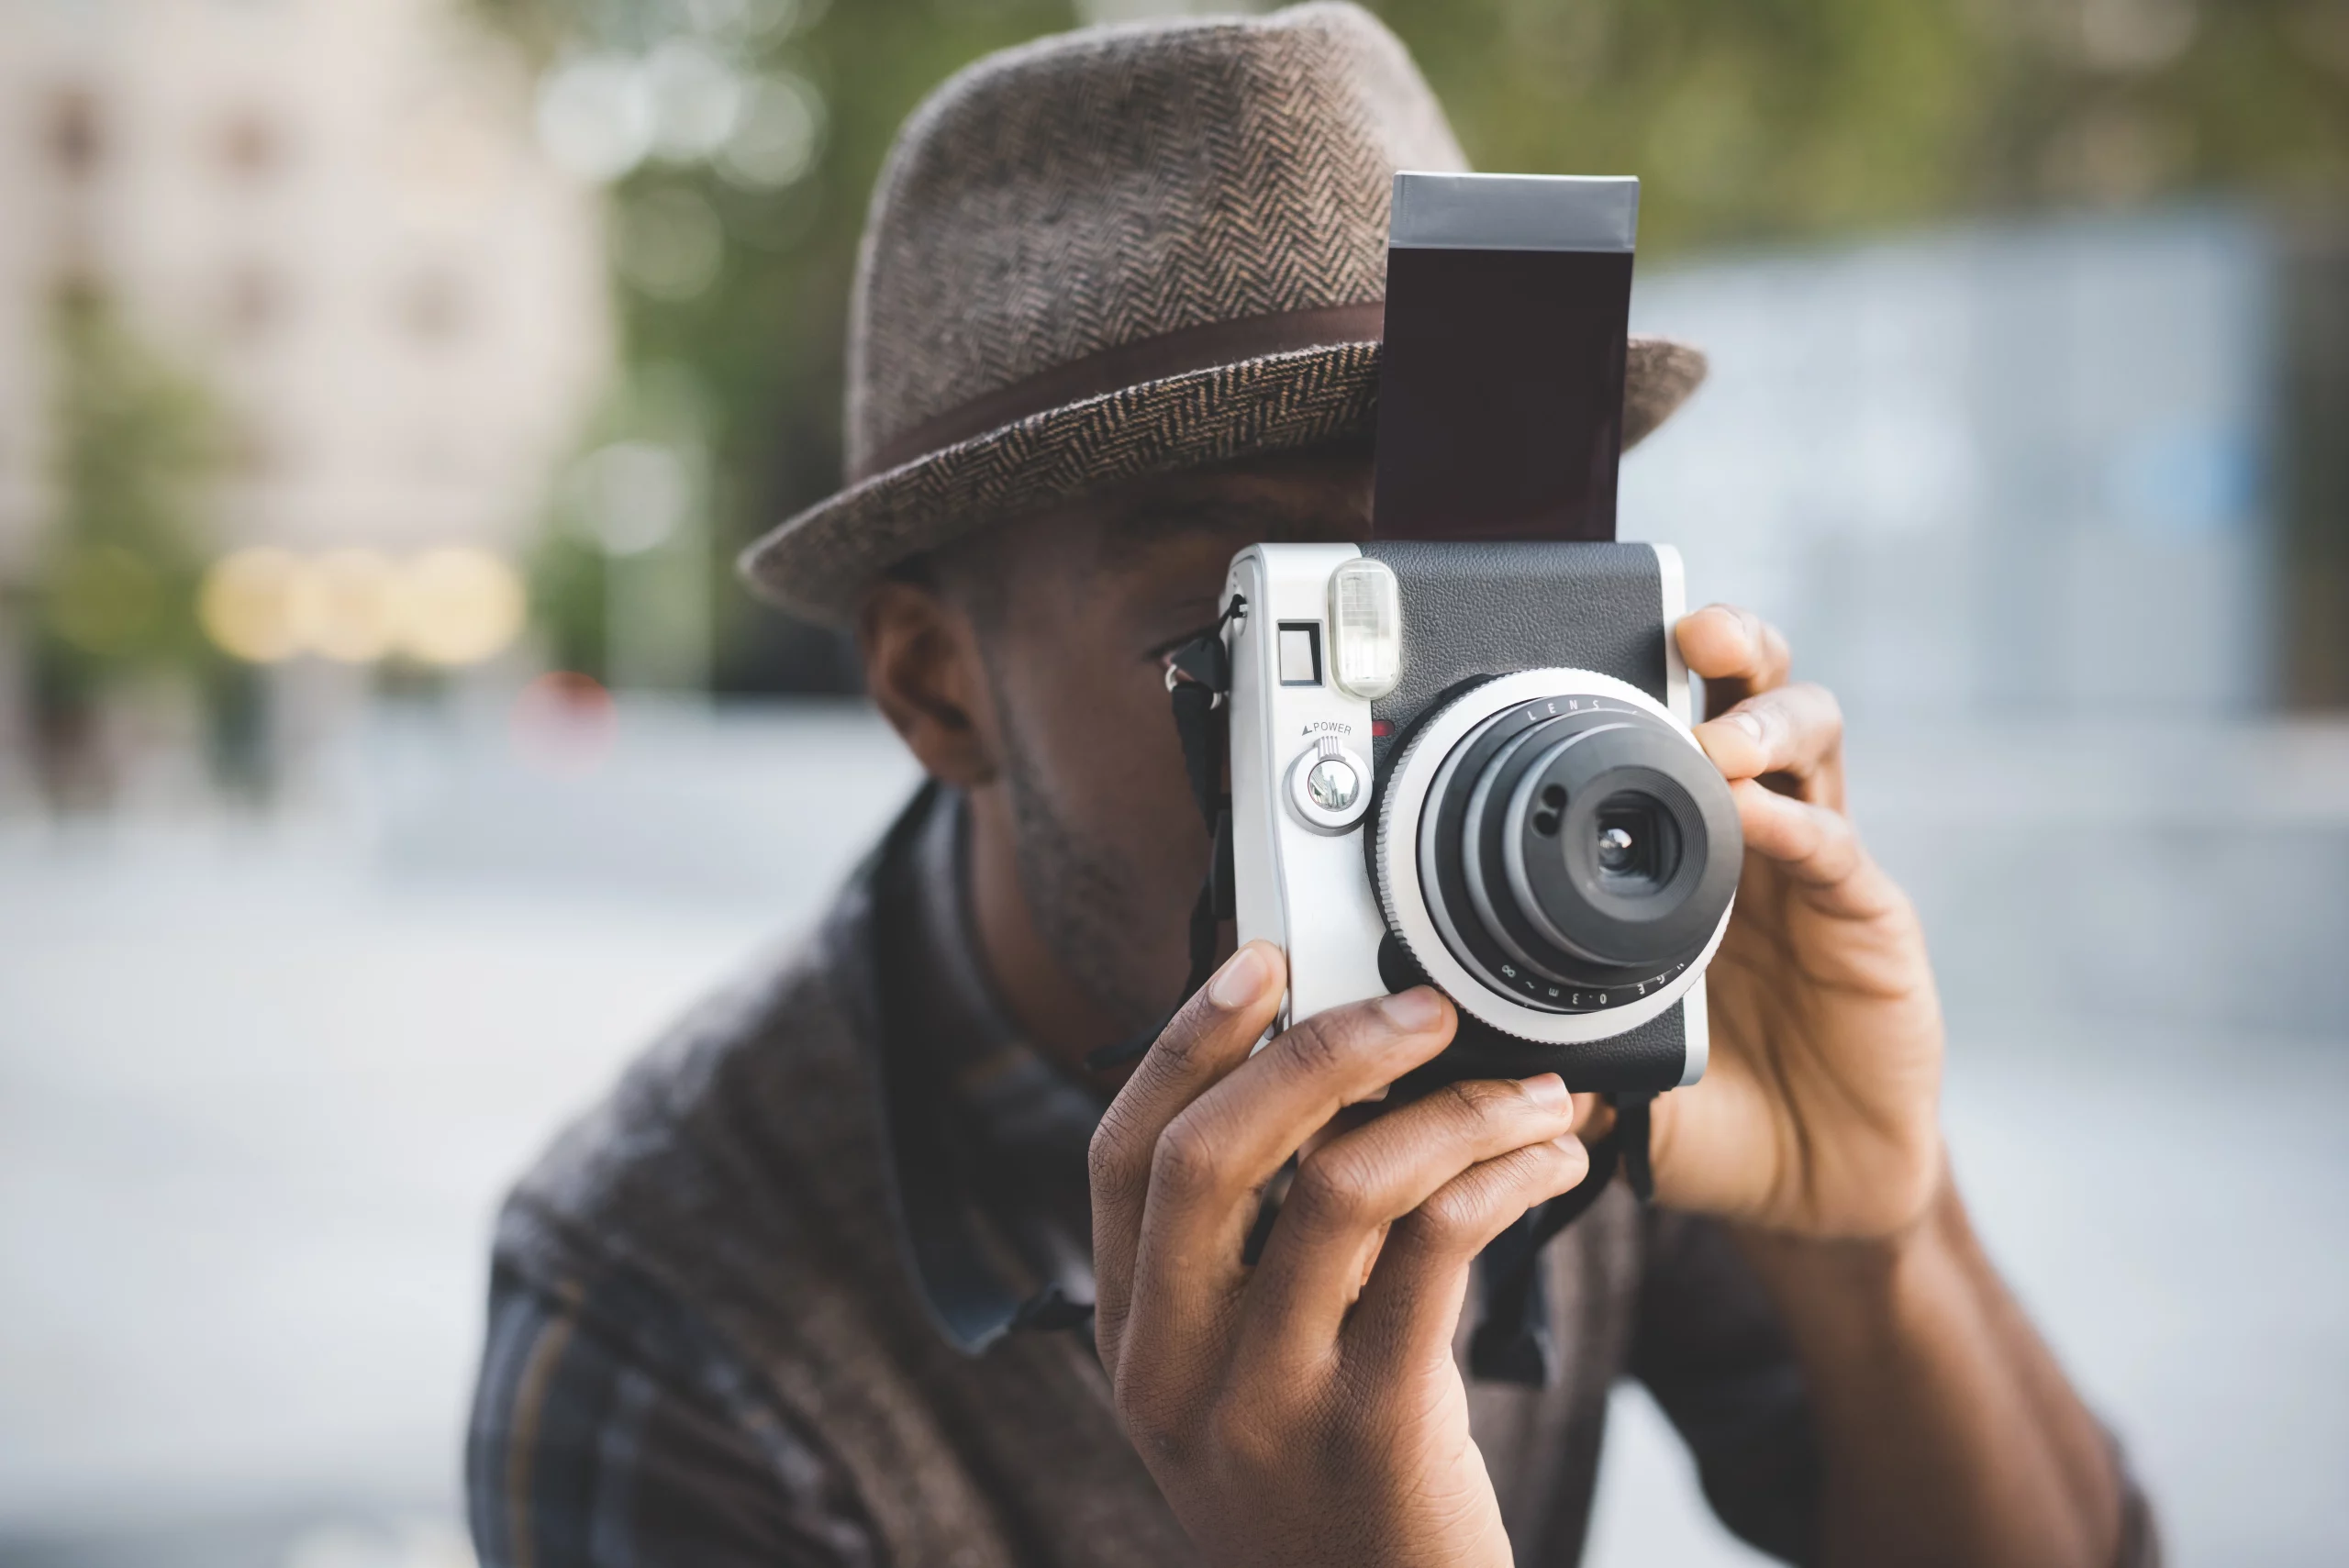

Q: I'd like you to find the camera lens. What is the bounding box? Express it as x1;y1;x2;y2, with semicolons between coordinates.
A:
1596;817;1642;874
1593;796;1675;890
1408;693;1742;1009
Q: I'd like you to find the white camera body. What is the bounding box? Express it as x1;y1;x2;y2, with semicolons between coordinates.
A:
1222;539;1734;1092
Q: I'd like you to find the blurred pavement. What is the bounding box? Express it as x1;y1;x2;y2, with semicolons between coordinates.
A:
2;700;2344;1566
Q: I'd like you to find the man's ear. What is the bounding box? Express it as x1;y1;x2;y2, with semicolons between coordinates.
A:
858;576;1001;789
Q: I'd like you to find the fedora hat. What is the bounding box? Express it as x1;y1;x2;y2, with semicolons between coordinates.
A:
740;2;1705;623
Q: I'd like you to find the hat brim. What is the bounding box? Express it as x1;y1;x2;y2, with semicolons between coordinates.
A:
740;335;1706;626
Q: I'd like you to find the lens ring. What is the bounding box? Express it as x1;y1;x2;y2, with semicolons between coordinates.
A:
1460;717;1650;991
1500;723;1739;968
1375;666;1742;1048
1418;708;1596;1006
1457;721;1586;991
1419;700;1677;1007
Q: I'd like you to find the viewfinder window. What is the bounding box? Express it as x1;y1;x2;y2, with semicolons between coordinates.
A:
1277;623;1322;685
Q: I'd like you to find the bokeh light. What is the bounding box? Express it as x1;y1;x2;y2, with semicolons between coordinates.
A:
644;38;742;161
395;547;527;666
535;52;653;183
508;669;618;773
716;72;822;189
568;439;695;555
198;547;306;663
295;549;402;663
200;547;528;666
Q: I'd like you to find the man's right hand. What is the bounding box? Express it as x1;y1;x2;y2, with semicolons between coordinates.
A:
1088;940;1592;1568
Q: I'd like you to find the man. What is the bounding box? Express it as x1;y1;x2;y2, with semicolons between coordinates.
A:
469;7;2157;1565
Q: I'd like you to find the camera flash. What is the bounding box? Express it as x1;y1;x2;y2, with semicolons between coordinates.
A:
1328;557;1402;700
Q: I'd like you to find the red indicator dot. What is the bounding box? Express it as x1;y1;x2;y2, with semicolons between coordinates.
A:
1371;719;1394;737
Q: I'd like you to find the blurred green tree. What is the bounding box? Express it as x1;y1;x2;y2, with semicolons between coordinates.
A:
1382;0;2349;252
479;0;2349;693
24;283;246;803
485;0;1079;692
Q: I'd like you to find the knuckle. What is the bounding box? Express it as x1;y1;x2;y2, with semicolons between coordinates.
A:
1087;1106;1146;1194
1736;692;1784;735
1203;1403;1283;1473
1113;1381;1188;1462
1794;681;1844;734
1446;1076;1526;1127
1149;1006;1212;1073
1411;1182;1490;1251
1149;1115;1220;1195
1273;1009;1354;1079
1286;1152;1376;1232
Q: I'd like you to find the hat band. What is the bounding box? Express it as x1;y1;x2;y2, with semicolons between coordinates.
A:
854;300;1388;483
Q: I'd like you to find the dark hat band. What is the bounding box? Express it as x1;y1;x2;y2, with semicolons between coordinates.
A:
854;299;1389;482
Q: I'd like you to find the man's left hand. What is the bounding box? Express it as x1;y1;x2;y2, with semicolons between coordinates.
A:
1652;604;1945;1241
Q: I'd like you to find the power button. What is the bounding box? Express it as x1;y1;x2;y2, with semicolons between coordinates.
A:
1287;735;1371;833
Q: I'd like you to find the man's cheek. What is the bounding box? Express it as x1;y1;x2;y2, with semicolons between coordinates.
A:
1043;704;1208;898
1031;649;1189;795
1066;726;1206;877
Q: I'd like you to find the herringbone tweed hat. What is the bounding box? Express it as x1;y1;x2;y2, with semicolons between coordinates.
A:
740;2;1706;623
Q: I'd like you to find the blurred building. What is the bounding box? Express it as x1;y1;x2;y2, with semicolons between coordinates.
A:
0;0;610;782
1624;206;2345;720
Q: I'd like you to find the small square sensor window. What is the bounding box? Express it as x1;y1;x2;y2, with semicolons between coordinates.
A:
1277;623;1322;686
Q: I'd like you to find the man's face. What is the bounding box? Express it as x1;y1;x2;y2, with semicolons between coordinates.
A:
967;450;1372;1034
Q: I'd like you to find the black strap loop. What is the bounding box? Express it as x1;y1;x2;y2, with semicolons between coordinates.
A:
1466;1091;1655;1385
1614;1091;1655;1202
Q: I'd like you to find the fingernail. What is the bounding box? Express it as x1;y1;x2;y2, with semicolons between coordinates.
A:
1207;944;1269;1010
1379;987;1443;1030
1728;711;1764;741
1521;1073;1570;1108
1552;1135;1590;1174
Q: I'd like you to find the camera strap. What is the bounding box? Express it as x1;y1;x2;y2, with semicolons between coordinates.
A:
1466;1090;1652;1385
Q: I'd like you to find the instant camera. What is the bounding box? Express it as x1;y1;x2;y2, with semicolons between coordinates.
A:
1219;173;1738;1094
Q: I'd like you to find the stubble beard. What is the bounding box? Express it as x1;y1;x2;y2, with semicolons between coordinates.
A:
994;700;1173;1039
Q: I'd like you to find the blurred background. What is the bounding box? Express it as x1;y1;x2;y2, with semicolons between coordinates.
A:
2;0;2344;1563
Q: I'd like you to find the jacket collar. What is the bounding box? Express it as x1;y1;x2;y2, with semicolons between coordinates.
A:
822;782;1068;1353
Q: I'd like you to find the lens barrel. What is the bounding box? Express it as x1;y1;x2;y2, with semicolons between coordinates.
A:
1415;693;1740;1011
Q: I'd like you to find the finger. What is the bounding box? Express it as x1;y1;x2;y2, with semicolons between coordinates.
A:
1729;785;1928;994
1341;1138;1591;1374
1732;781;1919;936
1234;1074;1580;1371
1675;604;1792;714
1732;779;1866;887
1693;682;1845;807
1089;940;1286;1363
1118;989;1457;1381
